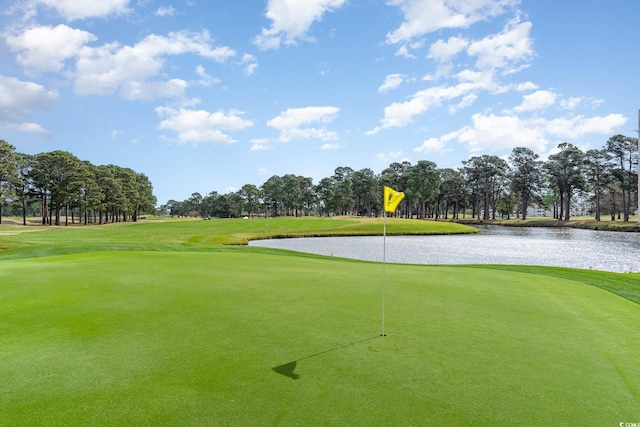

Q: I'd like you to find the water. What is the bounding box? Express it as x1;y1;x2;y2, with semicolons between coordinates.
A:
249;225;640;273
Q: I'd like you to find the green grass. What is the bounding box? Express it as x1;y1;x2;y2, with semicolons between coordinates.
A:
1;217;640;425
0;216;475;259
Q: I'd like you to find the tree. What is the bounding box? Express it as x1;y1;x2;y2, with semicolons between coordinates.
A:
76;161;103;224
332;167;354;215
352;168;378;217
187;192;203;217
583;148;612;221
32;150;85;226
134;173;156;220
94;165;123;224
298;176;315;216
315;177;336;216
463;155;508;220
408;160;439;219
545;143;585;221
509;147;543;220
606;134;638;221
240;184;261;218
438;168;466;219
261;175;284;217
282;174;303;216
0;140;16;224
9;152;33;225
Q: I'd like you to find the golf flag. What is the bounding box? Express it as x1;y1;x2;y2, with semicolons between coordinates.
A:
384;186;405;213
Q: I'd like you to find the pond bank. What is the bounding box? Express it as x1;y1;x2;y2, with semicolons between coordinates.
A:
449;218;640;232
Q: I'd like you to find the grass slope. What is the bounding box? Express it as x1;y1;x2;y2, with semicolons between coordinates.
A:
0;216;475;259
1;217;639;425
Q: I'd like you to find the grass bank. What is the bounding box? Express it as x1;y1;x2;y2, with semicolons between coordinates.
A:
1;217;639;425
452;215;640;232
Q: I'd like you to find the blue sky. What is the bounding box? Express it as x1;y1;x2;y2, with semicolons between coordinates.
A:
1;0;639;204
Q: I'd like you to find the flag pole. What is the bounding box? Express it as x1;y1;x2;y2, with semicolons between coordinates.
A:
381;186;404;338
381;209;387;336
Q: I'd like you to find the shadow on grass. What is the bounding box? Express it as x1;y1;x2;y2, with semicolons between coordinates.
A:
272;336;381;380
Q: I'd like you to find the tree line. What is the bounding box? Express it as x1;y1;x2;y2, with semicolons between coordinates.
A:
161;135;638;222
0;140;157;226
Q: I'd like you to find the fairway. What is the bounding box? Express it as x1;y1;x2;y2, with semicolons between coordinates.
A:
1;218;639;425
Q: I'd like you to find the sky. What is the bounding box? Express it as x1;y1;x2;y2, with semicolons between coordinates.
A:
1;0;639;205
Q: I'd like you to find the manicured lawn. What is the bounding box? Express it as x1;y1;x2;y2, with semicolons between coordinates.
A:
1;218;639;425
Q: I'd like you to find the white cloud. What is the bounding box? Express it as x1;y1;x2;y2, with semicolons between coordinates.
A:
120;79;188;100
155;6;176;16
560;97;584;110
467;20;534;73
448;93;477;113
378;74;406;93
386;0;517;44
545;114;627;139
33;0;132;20
156;107;254;145
458;113;549;152
239;53;258;76
6;24;97;73
253;0;347;50
267;106;340;142
74;30;236;99
375;150;408;163
395;45;417;59
3;122;52;137
321;143;341;150
428;36;469;63
414;137;446;152
0;75;58;122
193;65;220;86
367;80;487;134
452;112;628;153
414;131;458;152
0;75;57;137
513;90;557;112
514;82;539;92
250;139;273;151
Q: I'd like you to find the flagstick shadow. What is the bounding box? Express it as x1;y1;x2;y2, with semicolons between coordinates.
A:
272;335;381;380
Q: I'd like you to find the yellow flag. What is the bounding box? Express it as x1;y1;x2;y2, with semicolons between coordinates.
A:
384;186;405;213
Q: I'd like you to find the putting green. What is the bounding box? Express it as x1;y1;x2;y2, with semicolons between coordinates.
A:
1;250;639;425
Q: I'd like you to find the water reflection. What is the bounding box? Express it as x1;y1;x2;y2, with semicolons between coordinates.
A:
249;225;640;273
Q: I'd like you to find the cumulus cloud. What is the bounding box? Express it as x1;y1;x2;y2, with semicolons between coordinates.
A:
238;53;258;75
0;75;57;136
378;74;406;93
6;24;97;73
74;30;236;99
156;106;254;145
467;19;534;73
6;25;241;101
513;90;557;112
375;150;409;163
250;139;273;151
386;0;517;44
321;143;341;150
451;112;627;153
368;80;490;134
3;122;52;138
428;36;469;63
33;0;132;20
253;0;347;50
155;6;176;17
267;106;340;142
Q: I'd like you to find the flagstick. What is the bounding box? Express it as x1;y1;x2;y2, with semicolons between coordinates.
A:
381;210;387;337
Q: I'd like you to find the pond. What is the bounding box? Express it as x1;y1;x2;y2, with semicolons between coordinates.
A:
249;225;640;273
